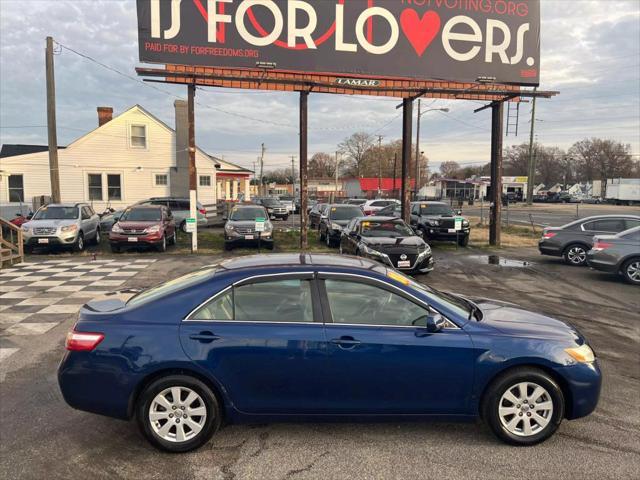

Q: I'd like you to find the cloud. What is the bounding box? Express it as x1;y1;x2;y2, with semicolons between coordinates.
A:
1;0;638;174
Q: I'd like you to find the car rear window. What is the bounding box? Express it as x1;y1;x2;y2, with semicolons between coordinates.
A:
128;267;216;307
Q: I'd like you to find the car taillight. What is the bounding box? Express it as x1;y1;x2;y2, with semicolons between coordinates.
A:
198;208;206;215
542;231;556;239
592;241;612;251
364;210;372;215
65;331;104;351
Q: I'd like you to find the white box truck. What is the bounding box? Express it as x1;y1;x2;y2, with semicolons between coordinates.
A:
605;178;640;205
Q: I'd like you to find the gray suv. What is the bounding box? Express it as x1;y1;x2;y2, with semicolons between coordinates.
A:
22;203;101;253
538;215;640;266
587;226;640;284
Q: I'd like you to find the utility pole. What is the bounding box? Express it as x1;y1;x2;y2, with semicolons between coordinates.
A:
377;135;383;197
259;143;265;196
299;91;309;249
526;87;537;205
187;84;198;252
393;152;398;199
45;36;61;203
414;99;421;200
290;155;296;195
335;151;340;199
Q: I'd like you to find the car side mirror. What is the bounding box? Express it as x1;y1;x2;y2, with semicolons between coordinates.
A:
222;216;228;221
426;313;445;333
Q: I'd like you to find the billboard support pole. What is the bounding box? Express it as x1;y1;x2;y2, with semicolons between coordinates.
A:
489;101;504;246
401;98;413;224
187;83;198;253
299;91;309;250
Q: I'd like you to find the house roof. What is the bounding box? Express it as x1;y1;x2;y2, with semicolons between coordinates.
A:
0;144;66;158
359;178;415;191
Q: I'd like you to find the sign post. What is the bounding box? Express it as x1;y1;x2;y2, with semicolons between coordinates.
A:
255;216;266;252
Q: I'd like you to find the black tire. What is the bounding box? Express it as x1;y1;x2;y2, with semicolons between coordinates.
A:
156;235;167;252
417;227;427;240
136;375;221;453
458;235;469;247
266;242;274;250
282;215;289;222
110;244;121;253
326;233;333;248
180;221;188;234
73;232;85;253
563;243;588;266
224;242;233;251
319;228;326;242
621;257;640;285
24;245;33;255
482;367;564;446
168;231;177;246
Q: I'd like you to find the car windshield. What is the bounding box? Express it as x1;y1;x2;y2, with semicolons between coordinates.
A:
33;206;78;220
419;204;454;216
361;220;413;238
388;270;473;320
230;207;266;221
348;199;366;205
120;208;162;222
261;198;281;206
329;206;363;220
128;267;216;306
279;196;293;201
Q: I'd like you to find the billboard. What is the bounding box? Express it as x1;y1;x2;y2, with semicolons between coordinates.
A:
137;0;540;86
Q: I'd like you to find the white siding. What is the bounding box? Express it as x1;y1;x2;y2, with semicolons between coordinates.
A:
0;106;220;210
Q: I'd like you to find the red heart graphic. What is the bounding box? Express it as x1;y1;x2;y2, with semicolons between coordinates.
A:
400;10;441;57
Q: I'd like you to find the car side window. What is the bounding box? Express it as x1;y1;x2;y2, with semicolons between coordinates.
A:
587;219;627;232
191;289;234;320
411;204;419;215
625;219;640;230
324;279;428;327
81;207;91;220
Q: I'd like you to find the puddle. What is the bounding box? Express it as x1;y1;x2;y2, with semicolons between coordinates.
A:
469;255;532;267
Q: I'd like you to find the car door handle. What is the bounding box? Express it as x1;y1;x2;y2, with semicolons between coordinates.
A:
330;336;361;348
189;331;220;343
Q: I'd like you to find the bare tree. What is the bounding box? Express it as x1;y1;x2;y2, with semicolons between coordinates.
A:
569;138;635;195
439;161;461;179
338;132;375;177
503;144;530;176
309;152;336;178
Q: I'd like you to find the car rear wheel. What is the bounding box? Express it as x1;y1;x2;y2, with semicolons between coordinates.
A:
563;244;588;266
483;367;564;446
136;375;221;453
622;258;640;284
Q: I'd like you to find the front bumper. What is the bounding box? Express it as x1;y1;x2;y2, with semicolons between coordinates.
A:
362;249;434;274
109;231;163;246
424;227;470;241
225;234;274;249
24;232;78;246
552;360;602;420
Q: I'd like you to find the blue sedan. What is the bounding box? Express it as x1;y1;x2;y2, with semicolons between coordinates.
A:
58;254;601;452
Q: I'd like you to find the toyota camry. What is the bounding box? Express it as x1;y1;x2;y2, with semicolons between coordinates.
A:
58;254;601;452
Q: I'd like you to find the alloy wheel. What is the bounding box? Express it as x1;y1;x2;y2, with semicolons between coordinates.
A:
567;246;586;264
498;382;554;437
149;386;207;443
95;229;101;244
626;261;640;282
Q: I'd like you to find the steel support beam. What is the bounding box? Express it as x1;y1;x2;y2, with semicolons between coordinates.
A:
299;91;309;249
187;83;198;252
489;101;504;246
401;98;413;223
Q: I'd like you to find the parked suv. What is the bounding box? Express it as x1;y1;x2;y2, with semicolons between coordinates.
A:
410;201;470;247
538;215;640;266
22;203;100;253
587;226;640;284
254;197;288;220
224;204;274;251
109;205;176;253
137;197;207;233
318;204;365;247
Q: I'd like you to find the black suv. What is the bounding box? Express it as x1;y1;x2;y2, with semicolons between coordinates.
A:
410;201;470;247
318;204;365;247
539;215;640;266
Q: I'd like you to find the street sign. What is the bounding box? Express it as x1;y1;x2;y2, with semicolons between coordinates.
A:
454;217;463;231
255;217;266;232
185;217;196;233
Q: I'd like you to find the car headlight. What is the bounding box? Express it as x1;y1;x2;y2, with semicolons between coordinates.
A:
565;344;595;363
427;220;439;226
61;224;78;232
462;219;469;227
331;223;342;230
144;225;161;234
111;223;123;233
225;223;235;231
417;244;431;258
362;244;383;257
22;226;30;232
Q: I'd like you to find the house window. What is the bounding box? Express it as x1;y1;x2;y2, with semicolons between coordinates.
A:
88;174;103;201
8;174;24;202
130;125;147;148
107;174;122;201
155;174;168;186
199;175;211;187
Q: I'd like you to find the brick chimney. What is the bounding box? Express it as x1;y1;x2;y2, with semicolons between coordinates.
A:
97;107;113;126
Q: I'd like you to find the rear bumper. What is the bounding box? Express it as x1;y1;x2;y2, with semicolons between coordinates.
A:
538;241;562;256
586;252;619;273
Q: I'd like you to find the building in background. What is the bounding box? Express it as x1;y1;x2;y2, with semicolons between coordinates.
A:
0;104;251;220
344;178;413;199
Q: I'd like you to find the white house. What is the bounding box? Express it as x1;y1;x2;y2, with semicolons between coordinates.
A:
0;104;252;218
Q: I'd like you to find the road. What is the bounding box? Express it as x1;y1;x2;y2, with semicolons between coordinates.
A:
1;248;639;480
460;202;640;227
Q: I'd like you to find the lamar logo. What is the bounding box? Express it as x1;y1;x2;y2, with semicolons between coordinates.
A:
335;78;380;87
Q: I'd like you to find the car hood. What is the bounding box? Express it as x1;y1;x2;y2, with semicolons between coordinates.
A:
116;221;161;229
228;220;266;228
23;219;76;229
363;236;425;248
330;220;351;227
473;297;582;341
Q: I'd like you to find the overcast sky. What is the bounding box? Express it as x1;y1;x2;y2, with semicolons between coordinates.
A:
1;0;639;175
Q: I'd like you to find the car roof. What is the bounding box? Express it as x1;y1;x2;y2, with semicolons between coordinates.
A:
411;201;447;205
234;204;264;209
357;216;402;222
126;204;164;210
216;253;385;272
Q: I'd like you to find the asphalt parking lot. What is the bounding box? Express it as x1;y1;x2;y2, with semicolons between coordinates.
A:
1;247;639;480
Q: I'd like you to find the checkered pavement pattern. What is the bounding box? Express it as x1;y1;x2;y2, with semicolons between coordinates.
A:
0;258;157;363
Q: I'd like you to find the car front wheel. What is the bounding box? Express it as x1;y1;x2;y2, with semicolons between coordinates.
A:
483;367;564;446
73;232;85;252
136;375;221;453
